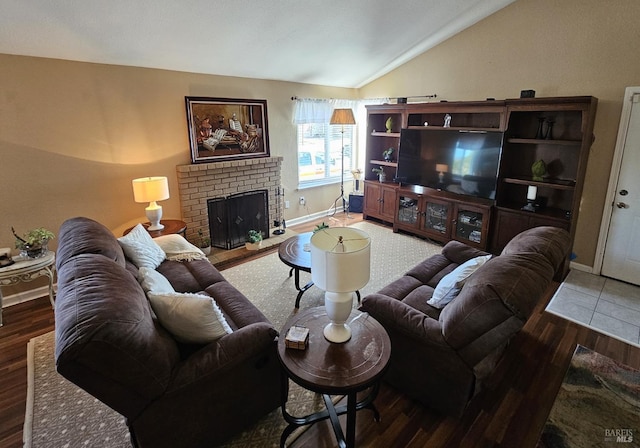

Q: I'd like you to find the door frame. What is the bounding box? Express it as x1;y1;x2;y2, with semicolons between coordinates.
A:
594;86;640;274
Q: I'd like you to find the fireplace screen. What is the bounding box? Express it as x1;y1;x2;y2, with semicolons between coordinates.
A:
207;190;269;249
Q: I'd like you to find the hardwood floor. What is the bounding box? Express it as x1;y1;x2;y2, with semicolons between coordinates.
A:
1;214;638;447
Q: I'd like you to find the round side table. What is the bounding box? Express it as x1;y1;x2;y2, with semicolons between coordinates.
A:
123;219;187;238
0;251;56;326
277;306;391;448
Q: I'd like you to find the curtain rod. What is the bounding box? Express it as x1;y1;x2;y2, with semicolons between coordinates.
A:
291;94;437;101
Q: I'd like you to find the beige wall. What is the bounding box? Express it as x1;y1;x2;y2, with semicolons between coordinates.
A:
360;0;640;267
0;55;354;296
0;55;356;242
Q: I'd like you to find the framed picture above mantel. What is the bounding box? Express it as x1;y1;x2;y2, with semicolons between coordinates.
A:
185;96;270;163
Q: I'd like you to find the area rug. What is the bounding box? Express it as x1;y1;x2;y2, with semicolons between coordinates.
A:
221;220;442;331
537;345;640;447
25;331;341;448
24;221;441;447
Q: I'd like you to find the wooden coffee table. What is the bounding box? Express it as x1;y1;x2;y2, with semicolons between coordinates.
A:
278;233;314;308
278;232;362;309
277;307;391;448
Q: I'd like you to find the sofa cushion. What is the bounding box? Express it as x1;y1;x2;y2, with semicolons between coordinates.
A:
148;291;233;344
501;225;569;269
427;255;492;309
118;224;166;269
153;234;207;262
138;267;175;294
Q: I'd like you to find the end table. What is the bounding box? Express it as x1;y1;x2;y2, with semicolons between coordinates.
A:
277;306;391;447
0;251;56;326
123;219;187;238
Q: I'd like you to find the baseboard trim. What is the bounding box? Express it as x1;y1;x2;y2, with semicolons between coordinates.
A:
1;285;56;309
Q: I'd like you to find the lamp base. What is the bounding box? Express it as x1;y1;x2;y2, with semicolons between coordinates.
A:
324;291;354;343
323;322;352;344
146;203;165;230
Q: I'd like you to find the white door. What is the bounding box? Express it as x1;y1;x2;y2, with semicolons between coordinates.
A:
601;90;640;285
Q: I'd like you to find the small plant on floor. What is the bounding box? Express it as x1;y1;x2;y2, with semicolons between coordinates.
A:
313;222;329;233
197;229;211;249
246;230;263;244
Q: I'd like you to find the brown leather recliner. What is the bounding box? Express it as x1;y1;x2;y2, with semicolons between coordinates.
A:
360;226;570;417
54;217;281;447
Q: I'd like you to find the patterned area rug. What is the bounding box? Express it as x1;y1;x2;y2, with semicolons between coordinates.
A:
24;221;441;447
537;345;640;447
222;221;442;331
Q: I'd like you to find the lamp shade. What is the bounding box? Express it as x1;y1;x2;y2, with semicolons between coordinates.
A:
132;177;170;203
329;108;356;125
310;227;370;293
436;164;449;173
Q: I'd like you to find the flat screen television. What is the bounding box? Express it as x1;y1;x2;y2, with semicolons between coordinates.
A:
396;128;504;200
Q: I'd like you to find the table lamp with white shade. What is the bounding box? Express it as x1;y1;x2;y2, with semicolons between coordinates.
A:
310;227;371;343
132;176;170;230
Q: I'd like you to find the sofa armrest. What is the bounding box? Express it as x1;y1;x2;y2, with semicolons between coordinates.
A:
168;322;277;389
360;294;448;349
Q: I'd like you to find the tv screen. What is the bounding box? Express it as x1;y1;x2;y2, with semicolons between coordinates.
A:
397;129;503;200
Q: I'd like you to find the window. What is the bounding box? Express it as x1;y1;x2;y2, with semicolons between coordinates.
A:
297;123;354;187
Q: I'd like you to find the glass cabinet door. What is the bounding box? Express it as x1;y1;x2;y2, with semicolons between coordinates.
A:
455;209;484;244
397;195;419;225
424;201;449;235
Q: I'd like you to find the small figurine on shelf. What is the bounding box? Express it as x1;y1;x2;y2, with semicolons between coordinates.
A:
382;147;394;162
443;114;452;127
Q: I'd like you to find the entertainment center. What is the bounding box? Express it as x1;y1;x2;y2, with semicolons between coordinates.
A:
363;96;598;275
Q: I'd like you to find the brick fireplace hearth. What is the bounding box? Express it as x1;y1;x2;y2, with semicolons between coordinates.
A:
176;157;283;246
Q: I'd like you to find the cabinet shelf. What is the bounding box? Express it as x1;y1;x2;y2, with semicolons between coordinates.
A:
507;138;581;146
495;204;570;222
406;126;500;132
371;131;401;138
503;177;576;190
370;159;398;168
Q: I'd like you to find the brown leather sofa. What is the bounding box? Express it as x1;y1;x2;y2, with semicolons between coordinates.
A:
54;217;281;448
360;226;570;417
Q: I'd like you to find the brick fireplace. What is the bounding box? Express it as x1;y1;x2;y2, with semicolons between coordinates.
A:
176;157;283;246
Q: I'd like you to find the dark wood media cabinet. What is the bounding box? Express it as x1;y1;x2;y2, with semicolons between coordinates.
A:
363;96;598;276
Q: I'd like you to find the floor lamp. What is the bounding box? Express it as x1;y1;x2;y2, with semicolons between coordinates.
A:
329;108;356;217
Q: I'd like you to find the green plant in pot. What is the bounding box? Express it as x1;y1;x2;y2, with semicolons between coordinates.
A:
372;166;386;182
382;147;394;162
12;227;55;258
245;229;263;250
197;229;211;255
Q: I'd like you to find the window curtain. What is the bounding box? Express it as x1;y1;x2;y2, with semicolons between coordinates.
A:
292;99;333;124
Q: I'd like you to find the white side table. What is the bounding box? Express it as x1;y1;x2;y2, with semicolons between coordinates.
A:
0;251;55;326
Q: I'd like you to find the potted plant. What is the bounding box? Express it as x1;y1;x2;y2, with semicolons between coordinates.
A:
372;166;386;183
382;147;394;162
12;226;55;258
197;229;211;255
313;222;329;233
245;229;263;250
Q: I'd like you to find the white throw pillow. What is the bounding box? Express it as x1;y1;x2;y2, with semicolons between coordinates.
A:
138;267;175;294
117;224;166;269
153;234;207;261
147;291;233;344
427;255;492;309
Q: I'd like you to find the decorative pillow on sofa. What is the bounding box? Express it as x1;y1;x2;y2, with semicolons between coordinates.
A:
117;224;166;269
427;254;492;309
138;267;175;293
153;234;207;261
147;291;233;344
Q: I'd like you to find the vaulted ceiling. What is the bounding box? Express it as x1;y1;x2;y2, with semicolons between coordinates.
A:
0;0;516;88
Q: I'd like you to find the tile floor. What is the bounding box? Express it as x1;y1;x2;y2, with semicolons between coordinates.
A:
547;270;640;346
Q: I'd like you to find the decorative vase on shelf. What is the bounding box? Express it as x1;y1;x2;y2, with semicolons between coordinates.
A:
378;172;387;183
385;117;393;133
